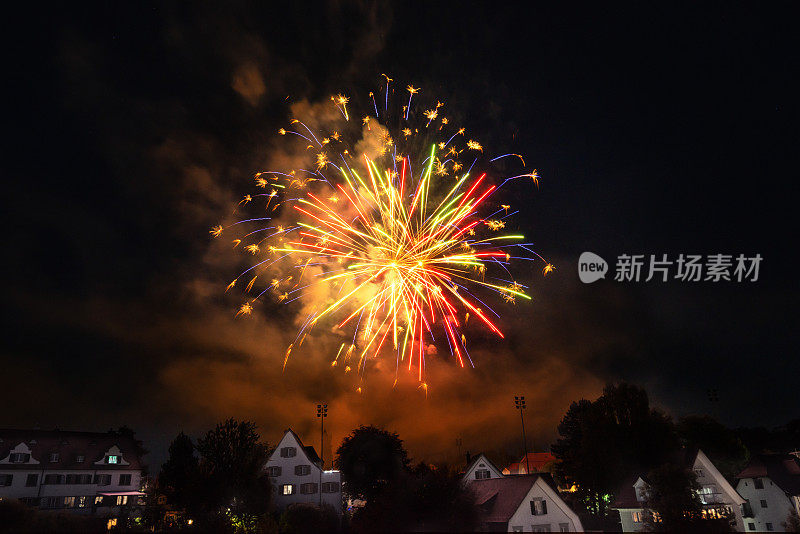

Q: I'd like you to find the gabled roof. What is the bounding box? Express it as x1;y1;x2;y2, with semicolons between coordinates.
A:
272;428;322;467
737;454;800;495
0;428;144;470
612;475;647;509
503;452;556;475
464;453;503;478
469;473;559;524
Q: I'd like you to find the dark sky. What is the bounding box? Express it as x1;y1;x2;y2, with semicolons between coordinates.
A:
3;2;798;469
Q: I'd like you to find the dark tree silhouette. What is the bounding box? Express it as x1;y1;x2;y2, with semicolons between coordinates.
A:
677;415;750;479
195;419;272;521
643;463;733;532
279;503;338;534
158;431;199;510
335;425;410;501
551;383;678;516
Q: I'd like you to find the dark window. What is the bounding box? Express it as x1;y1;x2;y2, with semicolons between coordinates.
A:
75;455;85;463
754;478;764;490
530;499;547;515
26;474;38;487
9;453;30;463
119;474;132;485
0;474;12;486
280;447;297;458
300;483;318;494
295;464;311;476
475;469;491;479
268;466;282;477
49;453;59;463
94;474;111;486
43;474;64;485
748;523;756;531
322;482;340;493
766;523;774;531
760;499;768;508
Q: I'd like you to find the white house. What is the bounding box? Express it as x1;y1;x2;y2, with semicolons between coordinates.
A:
264;429;342;515
736;453;800;532
463;453;505;483
611;448;746;532
0;428;144;519
467;473;584;532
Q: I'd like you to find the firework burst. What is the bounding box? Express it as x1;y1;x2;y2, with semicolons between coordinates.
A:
212;77;551;389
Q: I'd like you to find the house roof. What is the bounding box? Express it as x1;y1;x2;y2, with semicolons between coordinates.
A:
0;428;144;470
469;474;558;524
503;452;556;475
737;454;800;496
281;428;322;466
464;453;502;476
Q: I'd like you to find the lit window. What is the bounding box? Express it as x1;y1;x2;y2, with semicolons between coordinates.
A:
107;455;118;464
95;496;103;505
77;496;86;508
64;496;75;507
282;484;294;495
116;495;128;506
632;511;643;523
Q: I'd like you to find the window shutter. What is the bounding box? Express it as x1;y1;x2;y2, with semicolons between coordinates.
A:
542;500;547;514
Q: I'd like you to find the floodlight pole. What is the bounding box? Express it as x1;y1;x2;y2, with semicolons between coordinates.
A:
515;396;530;474
316;403;327;507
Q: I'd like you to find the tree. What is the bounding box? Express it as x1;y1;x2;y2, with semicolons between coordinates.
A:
677;416;749;480
784;509;800;532
642;463;732;532
279;503;338;534
335;425;410;501
351;463;476;533
195;419;272;528
551;383;678;517
158;431;199;511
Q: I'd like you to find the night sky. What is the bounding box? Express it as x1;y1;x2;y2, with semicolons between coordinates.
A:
4;3;798;469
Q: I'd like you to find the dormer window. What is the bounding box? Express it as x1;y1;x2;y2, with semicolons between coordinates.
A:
76;455;85;463
10;453;30;463
635;485;648;502
475;469;491;479
107;455;119;464
49;453;59;463
280;447;297;458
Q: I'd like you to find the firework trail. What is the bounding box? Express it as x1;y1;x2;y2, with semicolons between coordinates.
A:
212;77;553;390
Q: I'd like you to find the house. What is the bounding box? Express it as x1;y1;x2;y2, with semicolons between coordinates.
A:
463;453;505;482
503;452;556;475
467;473;584;532
264;429;342;515
611;448;746;532
735;453;800;532
0;428;145;520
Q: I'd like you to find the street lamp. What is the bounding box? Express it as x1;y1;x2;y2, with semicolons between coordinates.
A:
514;396;530;474
316;403;327;507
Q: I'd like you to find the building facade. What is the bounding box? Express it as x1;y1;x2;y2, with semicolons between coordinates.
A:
264;429;342;515
463;453;505;483
611;449;745;532
736;454;800;532
468;474;584;532
0;428;144;519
